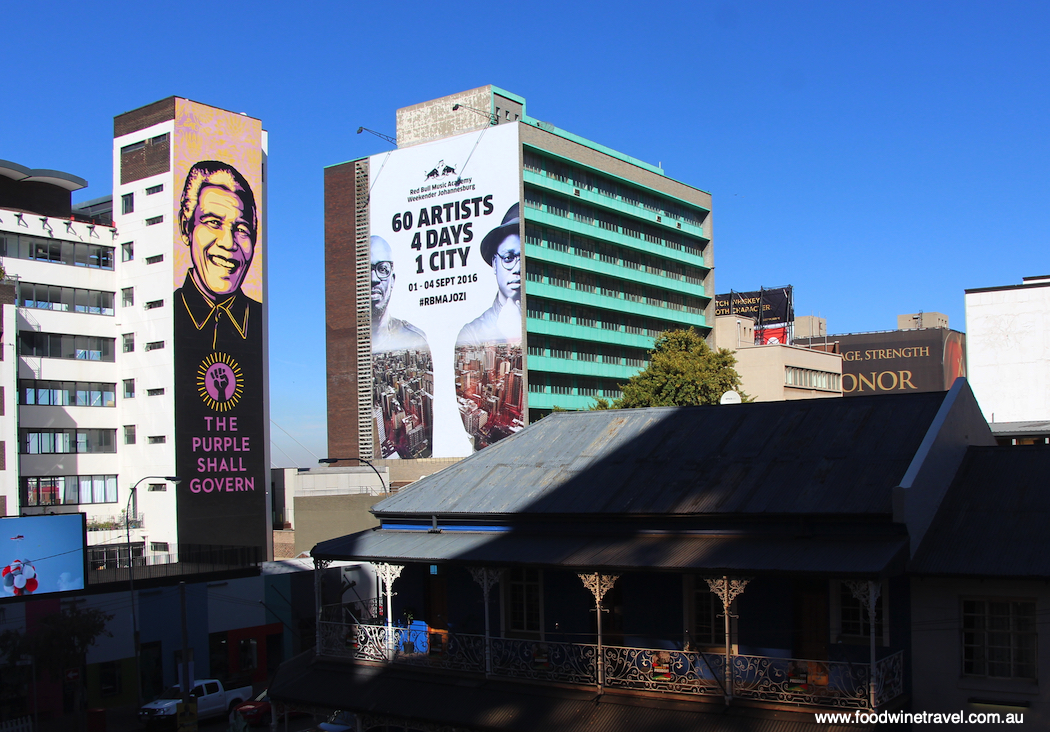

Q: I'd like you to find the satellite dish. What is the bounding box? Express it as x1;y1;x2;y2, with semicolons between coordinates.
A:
720;391;742;405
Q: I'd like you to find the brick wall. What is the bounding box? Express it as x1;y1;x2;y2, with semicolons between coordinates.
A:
120;133;171;185
325;161;362;458
114;97;176;138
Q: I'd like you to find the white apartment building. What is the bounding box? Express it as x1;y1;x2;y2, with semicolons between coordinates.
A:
0;158;164;568
0;96;271;568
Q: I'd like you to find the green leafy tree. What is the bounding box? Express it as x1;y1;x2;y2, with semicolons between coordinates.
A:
594;328;746;409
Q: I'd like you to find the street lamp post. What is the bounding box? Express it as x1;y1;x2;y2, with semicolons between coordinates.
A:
127;475;180;705
318;457;387;493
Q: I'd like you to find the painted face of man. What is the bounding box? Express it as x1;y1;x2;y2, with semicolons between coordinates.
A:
371;237;395;319
492;234;521;303
189;185;255;298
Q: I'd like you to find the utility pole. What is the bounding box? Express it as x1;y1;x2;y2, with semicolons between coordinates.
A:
180;582;192;729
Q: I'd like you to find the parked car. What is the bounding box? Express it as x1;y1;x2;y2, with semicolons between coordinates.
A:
234;689;307;727
139;678;253;728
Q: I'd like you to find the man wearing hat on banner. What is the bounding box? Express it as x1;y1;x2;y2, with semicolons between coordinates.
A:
456;203;522;348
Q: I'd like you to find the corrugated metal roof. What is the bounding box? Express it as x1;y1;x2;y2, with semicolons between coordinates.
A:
375;393;947;518
314;527;908;575
912;445;1050;577
270;650;875;732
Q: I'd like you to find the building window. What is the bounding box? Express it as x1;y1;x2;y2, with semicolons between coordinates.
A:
0;235;114;270
963;599;1037;680
89;543;143;571
19;380;115;408
124;425;136;445
150;541;169;552
17;332;115;362
690;582;727;647
122;288;134;307
147;435;166;444
786;367;841;392
145;341;165;352
123;379;135;399
146;388;165;397
146;184;164;195
144;299;163;310
21;429;116;454
145;254;163;265
123;333;135;353
121;193;134;215
507;567;542;634
839;583;884;638
122;242;134;262
18;284;115;316
21;475;118;506
145;216;163;227
147;483;167;492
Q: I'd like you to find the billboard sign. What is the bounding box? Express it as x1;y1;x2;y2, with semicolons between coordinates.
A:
172;101;267;552
368;123;524;458
797;329;967;395
0;514;86;600
714;287;794;326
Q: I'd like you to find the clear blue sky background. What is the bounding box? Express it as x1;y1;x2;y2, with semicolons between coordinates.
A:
5;1;1048;466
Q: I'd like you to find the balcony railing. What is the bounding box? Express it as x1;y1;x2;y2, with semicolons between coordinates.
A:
317;621;904;711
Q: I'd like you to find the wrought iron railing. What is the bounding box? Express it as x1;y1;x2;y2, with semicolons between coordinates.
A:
491;637;597;685
603;645;725;697
317;621;904;710
731;654;870;709
874;650;905;708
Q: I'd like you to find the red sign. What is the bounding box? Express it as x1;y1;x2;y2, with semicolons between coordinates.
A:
757;326;788;345
64;668;80;682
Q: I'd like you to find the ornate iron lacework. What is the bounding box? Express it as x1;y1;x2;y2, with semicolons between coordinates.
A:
490;637;598;685
578;572;619;603
705;577;750;613
731;653;871;709
602;645;725;697
317;621;904;711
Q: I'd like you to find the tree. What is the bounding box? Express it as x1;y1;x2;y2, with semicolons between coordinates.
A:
595;328;746;409
0;606;112;727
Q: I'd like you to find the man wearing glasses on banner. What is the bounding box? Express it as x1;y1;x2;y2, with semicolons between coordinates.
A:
371;235;430;353
455;204;522;348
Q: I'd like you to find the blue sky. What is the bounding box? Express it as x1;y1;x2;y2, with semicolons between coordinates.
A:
5;1;1049;466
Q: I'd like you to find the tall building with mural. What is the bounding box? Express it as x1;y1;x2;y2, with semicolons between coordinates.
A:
113;97;270;557
326;86;714;462
0;97;271;568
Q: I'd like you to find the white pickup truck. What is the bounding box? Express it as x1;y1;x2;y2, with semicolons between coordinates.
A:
139;678;253;727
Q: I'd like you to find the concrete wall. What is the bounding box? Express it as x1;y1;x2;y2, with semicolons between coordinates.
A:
396;86;498;148
965;279;1050;422
899;312;949;330
794;315;826;339
911;576;1046;725
713;314;755;351
732;344;842;402
294;493;385;555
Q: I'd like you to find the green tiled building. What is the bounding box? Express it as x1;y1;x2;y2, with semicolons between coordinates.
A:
326;86;714;459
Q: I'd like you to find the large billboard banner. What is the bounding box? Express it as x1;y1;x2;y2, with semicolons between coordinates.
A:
797;329;967;395
368;123;523;458
715;287;793;323
172;101;267;552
